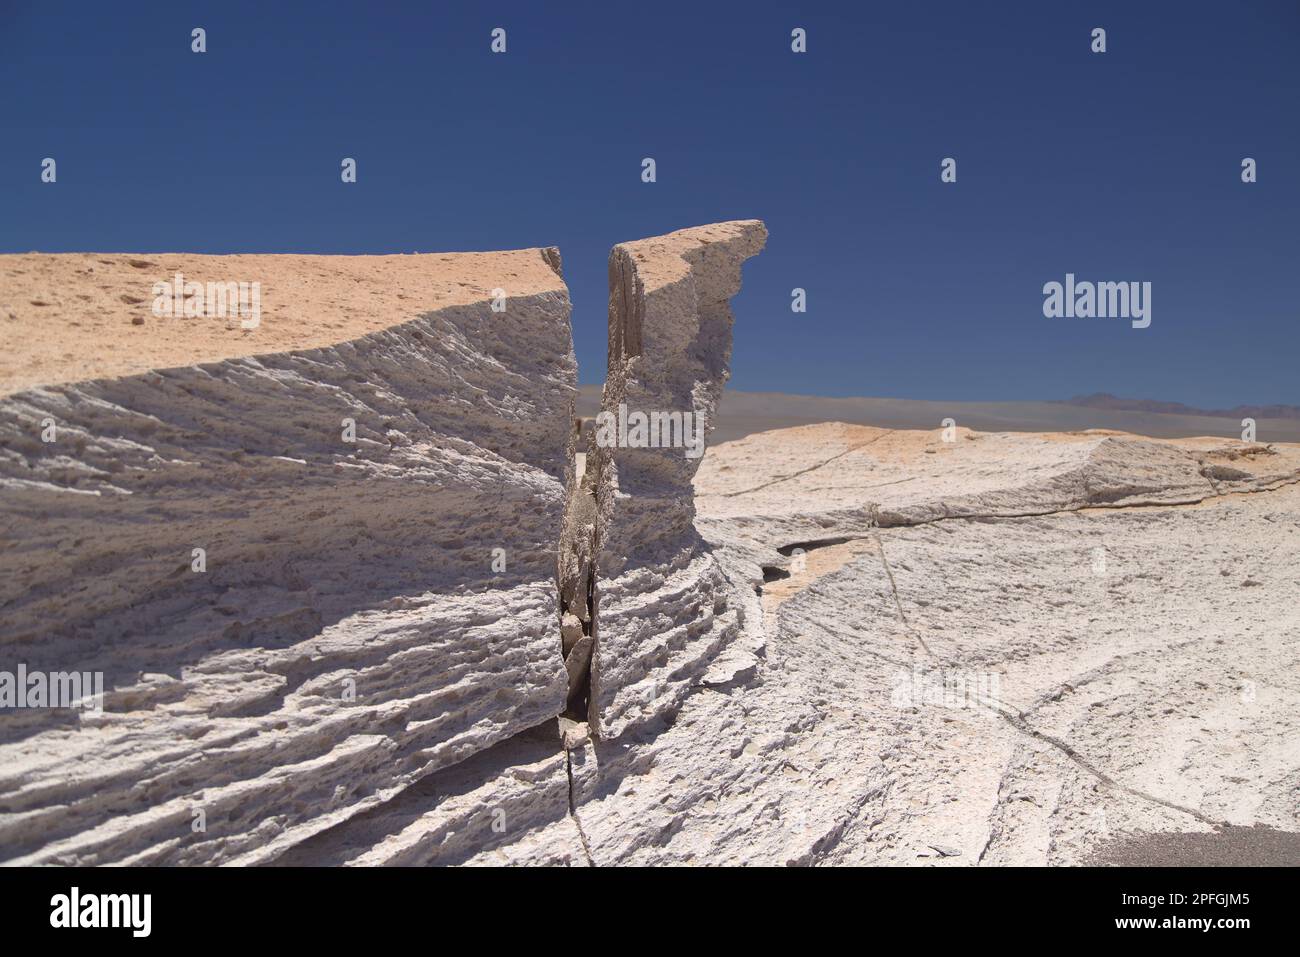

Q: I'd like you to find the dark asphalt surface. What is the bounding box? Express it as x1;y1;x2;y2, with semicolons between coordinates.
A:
1088;825;1300;867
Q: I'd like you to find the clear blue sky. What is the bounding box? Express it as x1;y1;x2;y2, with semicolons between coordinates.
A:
2;1;1296;407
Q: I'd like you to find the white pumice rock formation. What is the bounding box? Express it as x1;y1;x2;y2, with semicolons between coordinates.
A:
0;250;577;864
694;424;1300;576
5;233;1296;867
557;424;1300;865
448;423;1299;867
586;221;768;738
0;225;773;867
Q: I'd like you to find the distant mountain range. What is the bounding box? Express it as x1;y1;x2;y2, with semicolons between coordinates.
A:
1054;393;1300;421
572;386;1300;444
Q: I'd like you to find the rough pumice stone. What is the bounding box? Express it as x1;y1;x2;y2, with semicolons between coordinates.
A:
523;424;1297;866
0;249;577;865
588;220;768;739
10;225;1292;867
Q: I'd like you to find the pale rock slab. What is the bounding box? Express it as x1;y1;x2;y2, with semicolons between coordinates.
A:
446;425;1299;866
587;221;767;739
538;425;1300;865
695;422;1300;575
0;250;577;865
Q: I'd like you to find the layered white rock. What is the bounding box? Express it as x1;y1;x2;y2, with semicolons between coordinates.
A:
186;222;774;865
9;233;1284;868
696;423;1300;575
547;424;1300;865
484;425;1299;866
0;250;576;864
587;221;767;738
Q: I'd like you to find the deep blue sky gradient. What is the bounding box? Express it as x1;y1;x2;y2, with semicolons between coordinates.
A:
1;1;1296;406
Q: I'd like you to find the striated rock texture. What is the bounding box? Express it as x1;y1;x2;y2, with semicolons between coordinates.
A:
485;424;1300;867
11;228;1285;869
684;425;1300;865
280;416;1300;866
694;423;1300;574
0;224;774;868
0;250;576;864
587;221;767;738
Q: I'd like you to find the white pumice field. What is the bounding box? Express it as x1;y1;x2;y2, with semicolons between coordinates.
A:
2;222;1296;866
694;425;1300;865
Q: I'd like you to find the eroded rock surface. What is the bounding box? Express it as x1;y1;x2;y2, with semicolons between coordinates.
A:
0;250;576;864
384;422;1298;867
555;424;1300;865
8;231;1292;868
236;221;772;865
587;221;768;738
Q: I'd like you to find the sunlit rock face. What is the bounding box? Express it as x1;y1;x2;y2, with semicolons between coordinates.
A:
588;221;768;739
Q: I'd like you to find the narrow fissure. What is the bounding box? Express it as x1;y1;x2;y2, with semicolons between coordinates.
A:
556;392;600;860
554;240;638;744
565;749;597;866
558;417;598;731
557;418;601;866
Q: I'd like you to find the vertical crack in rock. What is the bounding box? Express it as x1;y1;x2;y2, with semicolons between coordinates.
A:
565;749;597;866
553;248;597;741
868;509;934;658
557;417;598;733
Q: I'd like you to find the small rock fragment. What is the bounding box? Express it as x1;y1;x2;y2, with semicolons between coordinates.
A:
561;613;584;655
558;716;589;750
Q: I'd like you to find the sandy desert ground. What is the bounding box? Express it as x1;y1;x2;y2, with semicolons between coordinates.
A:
2;228;1296;866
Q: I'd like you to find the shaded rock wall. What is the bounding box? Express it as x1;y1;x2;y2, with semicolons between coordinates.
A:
0;250;577;864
